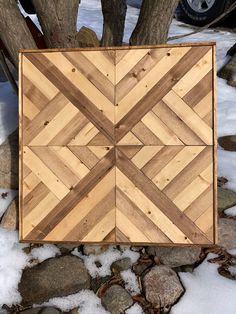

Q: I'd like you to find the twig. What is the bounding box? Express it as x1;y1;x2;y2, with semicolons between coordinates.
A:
0;50;18;94
168;2;236;41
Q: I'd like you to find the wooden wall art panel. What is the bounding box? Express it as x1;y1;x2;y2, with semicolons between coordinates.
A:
19;43;217;245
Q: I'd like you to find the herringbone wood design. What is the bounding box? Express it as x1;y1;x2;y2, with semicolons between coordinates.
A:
19;44;217;244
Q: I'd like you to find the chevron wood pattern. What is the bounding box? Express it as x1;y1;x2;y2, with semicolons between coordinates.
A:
19;43;217;245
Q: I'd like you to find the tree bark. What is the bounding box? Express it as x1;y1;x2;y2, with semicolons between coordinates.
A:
0;0;37;67
32;0;80;48
130;0;179;45
101;0;127;46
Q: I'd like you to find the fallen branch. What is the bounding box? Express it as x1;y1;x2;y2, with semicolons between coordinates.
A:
168;2;236;41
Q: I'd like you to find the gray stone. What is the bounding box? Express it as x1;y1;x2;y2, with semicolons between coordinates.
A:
111;258;132;273
143;265;184;308
39;308;60;314
20;308;41;314
218;136;236;152
77;26;100;47
147;247;201;268
0;196;18;230
218;187;236;212
83;245;108;255
19;255;90;306
101;285;133;314
219;218;236;250
0;130;18;189
56;244;77;254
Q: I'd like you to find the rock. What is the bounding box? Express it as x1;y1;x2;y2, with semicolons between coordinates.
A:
133;259;153;276
219;218;236;250
218;187;236;212
218;54;236;87
19;255;90;306
20;308;42;314
111;258;132;274
91;275;111;293
56;244;77;254
218;176;228;188
218;136;236;152
101;285;133;314
0;130;18;189
0;196;18;230
143;265;184;308
83;245;108;255
146;247;201;268
39;308;60;314
77;26;100;47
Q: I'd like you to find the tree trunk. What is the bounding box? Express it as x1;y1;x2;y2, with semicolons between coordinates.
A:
32;0;80;48
0;0;37;67
130;0;179;45
218;43;236;87
101;0;127;46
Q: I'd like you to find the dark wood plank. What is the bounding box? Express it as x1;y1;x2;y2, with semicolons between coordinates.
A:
24;148;116;240
25;53;115;144
115;46;212;143
116;149;212;244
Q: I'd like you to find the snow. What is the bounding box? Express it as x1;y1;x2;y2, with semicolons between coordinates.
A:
120;269;140;296
225;205;236;217
0;83;18;145
218;149;236;192
217;79;236;138
0;189;17;219
0;228;29;307
228;265;236;276
40;290;108;314
171;254;236;314
73;246;139;278
29;244;61;264
125;303;144;314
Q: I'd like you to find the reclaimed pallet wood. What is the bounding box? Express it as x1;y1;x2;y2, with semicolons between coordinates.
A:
19;43;217;245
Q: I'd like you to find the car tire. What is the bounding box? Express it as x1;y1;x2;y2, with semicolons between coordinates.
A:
175;0;234;26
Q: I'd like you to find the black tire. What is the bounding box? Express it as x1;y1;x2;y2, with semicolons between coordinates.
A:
19;0;36;15
175;0;234;26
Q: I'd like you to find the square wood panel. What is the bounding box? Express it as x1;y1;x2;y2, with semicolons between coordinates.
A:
19;43;217;245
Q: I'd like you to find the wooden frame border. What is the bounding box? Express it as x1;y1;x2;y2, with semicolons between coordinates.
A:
19;42;217;246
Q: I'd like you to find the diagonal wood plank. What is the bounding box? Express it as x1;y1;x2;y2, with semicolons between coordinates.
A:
20;44;216;245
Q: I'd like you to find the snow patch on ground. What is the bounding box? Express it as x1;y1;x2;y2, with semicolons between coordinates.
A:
29;244;61;264
218;149;236;192
171;254;236;314
225;205;236;217
0;83;18;145
73;246;139;278
121;269;140;296
0;189;17;219
217;79;236;138
125;303;144;314
228;265;236;276
0;228;29;307
40;290;108;313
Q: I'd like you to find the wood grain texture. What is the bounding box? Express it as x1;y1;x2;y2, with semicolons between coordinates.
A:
20;44;216;245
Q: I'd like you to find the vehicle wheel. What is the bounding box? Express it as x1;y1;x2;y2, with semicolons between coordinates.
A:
175;0;234;26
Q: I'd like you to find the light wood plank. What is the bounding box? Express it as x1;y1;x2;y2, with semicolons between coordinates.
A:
23;146;69;199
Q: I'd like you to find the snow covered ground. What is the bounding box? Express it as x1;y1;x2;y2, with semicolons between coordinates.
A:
0;0;236;313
